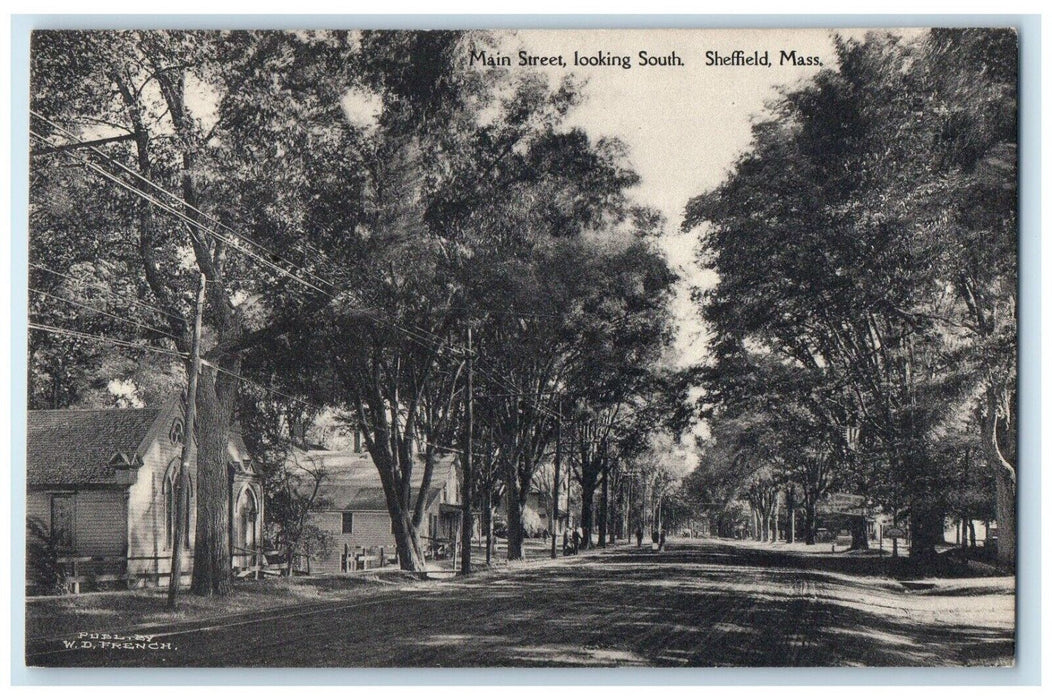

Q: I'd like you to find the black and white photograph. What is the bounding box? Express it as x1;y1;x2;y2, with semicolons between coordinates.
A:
20;25;1019;669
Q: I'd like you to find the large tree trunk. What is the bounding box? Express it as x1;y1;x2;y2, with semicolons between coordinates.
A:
502;451;527;561
390;507;427;571
483;492;493;566
849;515;869;550
982;387;1016;569
991;467;1015;567
580;466;598;550
580;484;595;550
362;422;430;573
909;501;943;567
191;373;235;596
115;69;238;598
460;462;472;576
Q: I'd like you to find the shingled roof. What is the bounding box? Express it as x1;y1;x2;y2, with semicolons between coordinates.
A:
27;408;161;486
314;484;444;512
289;448;457;512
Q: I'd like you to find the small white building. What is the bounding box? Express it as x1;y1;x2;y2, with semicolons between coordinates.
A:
26;394;263;591
289;448;461;574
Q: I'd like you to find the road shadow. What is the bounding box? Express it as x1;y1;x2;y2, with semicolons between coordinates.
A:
392;542;1014;667
29;540;1015;668
602;541;1007;580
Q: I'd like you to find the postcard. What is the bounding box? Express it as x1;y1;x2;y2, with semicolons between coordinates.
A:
22;26;1018;669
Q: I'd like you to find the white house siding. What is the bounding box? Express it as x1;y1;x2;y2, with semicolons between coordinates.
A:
308;510;405;574
74;490;127;556
27;489;126;556
27;488;128;589
27;492;49;526
125;411;196;586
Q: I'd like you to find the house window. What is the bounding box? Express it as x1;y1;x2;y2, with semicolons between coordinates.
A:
342;512;354;534
164;466;191;550
50;494;74;549
168;418;184;445
237;488;259;551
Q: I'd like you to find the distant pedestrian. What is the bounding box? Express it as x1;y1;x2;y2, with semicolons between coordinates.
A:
562;530;569;555
659;528;667;551
651;530;659;551
572;529;581;555
635;527;643;548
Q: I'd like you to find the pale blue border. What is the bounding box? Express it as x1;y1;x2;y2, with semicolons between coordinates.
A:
10;13;1040;686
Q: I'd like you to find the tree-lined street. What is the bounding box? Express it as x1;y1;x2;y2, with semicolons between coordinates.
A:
25;27;1018;670
28;539;1014;668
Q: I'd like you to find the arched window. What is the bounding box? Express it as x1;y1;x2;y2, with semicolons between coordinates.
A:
163;460;191;550
236;486;259;552
238;486;256;547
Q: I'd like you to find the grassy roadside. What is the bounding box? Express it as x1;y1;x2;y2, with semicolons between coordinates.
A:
26;538;600;642
26;540;1014;667
26;569;427;642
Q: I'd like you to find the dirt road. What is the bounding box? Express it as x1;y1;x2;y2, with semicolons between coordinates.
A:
27;539;1015;667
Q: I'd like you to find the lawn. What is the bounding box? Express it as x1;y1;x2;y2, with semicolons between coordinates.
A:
26;570;422;642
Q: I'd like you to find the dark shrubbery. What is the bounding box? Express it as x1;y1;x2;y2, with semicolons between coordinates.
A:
26;517;67;596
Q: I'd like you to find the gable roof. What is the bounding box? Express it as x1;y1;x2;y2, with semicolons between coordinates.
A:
27;408;161;486
27;393;256;487
289;448;456;512
313;484;444;512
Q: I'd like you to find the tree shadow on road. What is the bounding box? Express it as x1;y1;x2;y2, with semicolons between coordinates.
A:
396;543;1014;667
603;542;1004;580
30;541;1015;668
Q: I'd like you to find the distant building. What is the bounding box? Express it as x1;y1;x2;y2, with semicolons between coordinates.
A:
289;448;462;574
526;486;570;537
527;462;574;538
26;394;263;592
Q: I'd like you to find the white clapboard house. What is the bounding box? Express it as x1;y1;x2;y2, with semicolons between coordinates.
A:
27;393;263;592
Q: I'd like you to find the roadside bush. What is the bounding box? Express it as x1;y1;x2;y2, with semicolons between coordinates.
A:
26;517;67;595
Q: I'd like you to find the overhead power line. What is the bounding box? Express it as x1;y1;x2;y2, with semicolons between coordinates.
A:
28;322;187;359
30;110;333;292
199;359;318;410
29;115;565;423
30;128;464;365
29;114;491;359
29;128;332;296
29;286;179;340
31;132;138;155
30;261;187;323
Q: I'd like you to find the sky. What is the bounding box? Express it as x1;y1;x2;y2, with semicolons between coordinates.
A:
496;28;897;367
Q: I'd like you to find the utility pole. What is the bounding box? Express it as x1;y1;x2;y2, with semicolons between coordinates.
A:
167;273;206;609
551;397;561;559
485;437;493;566
599;440;609;548
459;324;473;576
